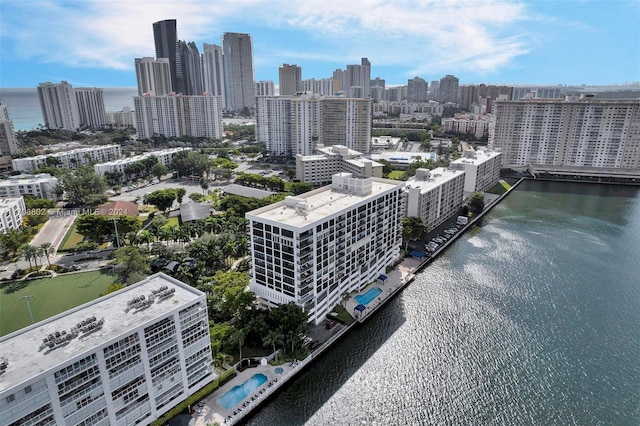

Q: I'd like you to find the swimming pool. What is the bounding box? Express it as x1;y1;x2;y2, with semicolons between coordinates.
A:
217;373;268;409
354;287;383;306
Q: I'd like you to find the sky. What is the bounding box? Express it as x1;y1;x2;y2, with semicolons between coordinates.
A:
0;0;639;88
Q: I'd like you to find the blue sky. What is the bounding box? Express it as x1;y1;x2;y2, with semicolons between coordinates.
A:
1;0;638;88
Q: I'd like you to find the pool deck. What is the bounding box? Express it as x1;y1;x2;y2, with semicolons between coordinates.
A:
193;361;299;425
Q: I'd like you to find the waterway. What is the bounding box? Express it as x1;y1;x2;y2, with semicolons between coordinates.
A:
245;180;640;425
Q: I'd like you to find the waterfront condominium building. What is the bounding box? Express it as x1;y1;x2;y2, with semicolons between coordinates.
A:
255;81;275;96
94;148;191;178
404;168;465;229
0;196;26;233
0;273;214;426
134;95;223;140
153;19;179;94
438;75;459;105
11;145;122;173
74;88;107;129
223;32;255;113
0;103;18;156
106;107;136;128
489;97;640;171
246;173;404;324
37;81;81;131
202;44;226;109
449;150;502;194
0;174;60;200
135;57;173;96
295;145;383;185
511;86;562;100
279;64;302;96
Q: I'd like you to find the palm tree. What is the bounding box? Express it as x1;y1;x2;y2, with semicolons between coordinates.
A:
263;330;284;359
231;328;246;363
138;230;153;248
213;352;227;373
39;243;54;268
21;245;38;269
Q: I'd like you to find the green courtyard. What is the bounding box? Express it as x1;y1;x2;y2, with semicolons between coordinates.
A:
0;270;116;337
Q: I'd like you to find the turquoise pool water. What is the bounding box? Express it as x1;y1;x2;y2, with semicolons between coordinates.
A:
218;373;268;409
354;287;383;306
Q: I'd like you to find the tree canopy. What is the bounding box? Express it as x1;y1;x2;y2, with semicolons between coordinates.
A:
61;166;107;206
111;246;150;285
144;189;177;212
170;150;211;178
468;192;485;216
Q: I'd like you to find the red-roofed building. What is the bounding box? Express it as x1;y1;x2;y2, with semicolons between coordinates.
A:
95;200;139;217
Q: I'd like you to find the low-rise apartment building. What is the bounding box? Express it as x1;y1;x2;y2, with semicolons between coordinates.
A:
12;145;122;173
0;196;26;233
296;145;383;185
449;150;502;194
0;174;60;200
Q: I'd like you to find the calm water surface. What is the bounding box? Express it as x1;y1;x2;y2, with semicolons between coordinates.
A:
246;180;640;426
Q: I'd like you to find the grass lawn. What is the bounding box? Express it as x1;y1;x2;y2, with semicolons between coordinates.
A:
0;270;116;336
162;216;180;229
487;180;512;195
387;170;404;180
332;304;355;326
59;219;84;251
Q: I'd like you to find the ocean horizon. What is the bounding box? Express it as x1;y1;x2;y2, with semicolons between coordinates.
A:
0;87;138;132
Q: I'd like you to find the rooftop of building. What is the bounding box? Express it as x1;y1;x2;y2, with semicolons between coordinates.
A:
246;174;403;228
12;145;120;161
221;184;276;199
0;197;23;207
0;273;203;393
404;167;465;193
450;150;501;166
0;173;58;184
94;148;190;166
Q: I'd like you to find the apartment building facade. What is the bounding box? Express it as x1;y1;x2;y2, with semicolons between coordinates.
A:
0;196;26;233
12;145;122;173
404;168;465;229
449;150;502;193
0;274;214;426
246;174;404;324
295;145;383;185
0;174;60;200
94;148;191;178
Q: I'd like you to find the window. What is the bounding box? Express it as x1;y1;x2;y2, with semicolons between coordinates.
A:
25;385;32;394
6;394;15;403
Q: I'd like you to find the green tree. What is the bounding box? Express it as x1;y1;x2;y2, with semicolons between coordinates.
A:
230;328;246;362
144;189;177;212
170;150;211;178
21;244;38;268
61;166;107;206
189;193;205;202
39;242;54;268
262;329;284;358
0;228;30;257
76;214;111;242
200;178;209;195
286;182;313;195
267;303;307;356
151;162;168;180
401;216;426;250
468;192;485;216
111;246;150;285
176;188;186;204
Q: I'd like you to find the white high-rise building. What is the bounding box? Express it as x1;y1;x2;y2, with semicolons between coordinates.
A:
255;81;275;96
404;168;466;229
0;273;214;426
301;78;333;96
450;150;502;194
295;145;383;185
106;107;136;128
0;104;18;156
202;44;226;108
135;57;173;96
255;96;294;156
279;64;302;96
489;97;640;170
223;32;255;113
134;95;223;140
346;58;371;98
0;174;60;200
0;196;26;233
37;81;80;131
75;88;107;129
407;77;428;103
246;174;404;324
438;75;459;105
11;145;122;173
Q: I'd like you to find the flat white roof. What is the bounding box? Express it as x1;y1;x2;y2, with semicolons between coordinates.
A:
405;167;465;193
247;178;403;228
0;174;57;185
450;150;501;166
13;145;119;161
95;148;190;167
0;273;203;393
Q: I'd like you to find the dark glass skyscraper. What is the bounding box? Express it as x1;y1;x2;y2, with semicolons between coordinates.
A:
153;19;179;93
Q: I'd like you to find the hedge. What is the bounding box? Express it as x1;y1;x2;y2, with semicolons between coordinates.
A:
151;368;237;426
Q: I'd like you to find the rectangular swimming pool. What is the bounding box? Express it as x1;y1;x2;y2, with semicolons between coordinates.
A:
354;287;383;306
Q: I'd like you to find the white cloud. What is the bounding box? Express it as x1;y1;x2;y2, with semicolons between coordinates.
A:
1;0;533;77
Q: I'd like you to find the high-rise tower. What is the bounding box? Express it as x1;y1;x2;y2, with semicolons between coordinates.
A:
153;19;179;93
202;43;226;108
223;32;255;114
37;81;80;131
135;57;173;96
178;41;203;95
279;64;302;96
438;74;459;104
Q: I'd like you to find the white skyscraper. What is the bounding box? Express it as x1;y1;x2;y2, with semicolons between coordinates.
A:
247;174;404;325
202;43;226;108
255;81;275;96
345;58;371;98
37;81;80;131
134;95;223;140
135;57;173;96
256;96;294;156
74;88;107;129
489;97;640;170
223;32;255;113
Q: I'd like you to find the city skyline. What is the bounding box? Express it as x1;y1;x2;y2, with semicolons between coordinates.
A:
0;0;638;88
